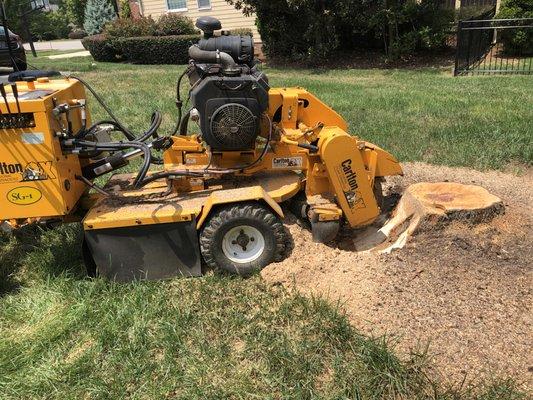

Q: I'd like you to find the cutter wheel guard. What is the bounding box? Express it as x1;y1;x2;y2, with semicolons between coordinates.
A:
0;17;402;281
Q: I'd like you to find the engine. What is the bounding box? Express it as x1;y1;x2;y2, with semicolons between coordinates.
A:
187;17;269;152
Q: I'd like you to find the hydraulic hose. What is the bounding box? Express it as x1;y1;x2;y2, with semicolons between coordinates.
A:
135;112;162;142
68;75;136;140
172;68;189;135
68;75;162;143
179;108;192;136
74;139;152;189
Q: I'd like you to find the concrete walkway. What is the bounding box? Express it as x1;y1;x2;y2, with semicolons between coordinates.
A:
48;50;91;59
23;40;84;52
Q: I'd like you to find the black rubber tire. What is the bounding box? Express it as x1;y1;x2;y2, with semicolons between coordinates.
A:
199;202;286;276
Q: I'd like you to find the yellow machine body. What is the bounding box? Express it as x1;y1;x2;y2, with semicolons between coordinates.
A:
81;87;402;233
0;77;402;281
0;78;88;222
0;79;401;230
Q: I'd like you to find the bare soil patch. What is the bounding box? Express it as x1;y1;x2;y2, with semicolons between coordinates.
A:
262;162;532;390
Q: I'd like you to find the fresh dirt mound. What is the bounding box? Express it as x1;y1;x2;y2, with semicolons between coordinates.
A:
262;162;532;389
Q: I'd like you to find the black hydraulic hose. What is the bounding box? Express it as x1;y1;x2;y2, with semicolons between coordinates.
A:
172;107;182;136
135;112;162;142
179;107;192;136
79;111;161;143
74;139;152;189
80;120;126;138
137;170;205;188
172;68;188;135
68;75;136;140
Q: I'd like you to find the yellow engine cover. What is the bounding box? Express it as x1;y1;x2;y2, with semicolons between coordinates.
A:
0;78;88;221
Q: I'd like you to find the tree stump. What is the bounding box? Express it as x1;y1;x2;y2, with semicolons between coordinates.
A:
353;182;504;252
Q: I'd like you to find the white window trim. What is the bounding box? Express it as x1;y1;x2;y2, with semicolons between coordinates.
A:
197;0;211;10
166;0;187;12
167;6;188;12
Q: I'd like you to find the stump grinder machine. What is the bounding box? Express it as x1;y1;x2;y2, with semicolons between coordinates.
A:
0;17;402;281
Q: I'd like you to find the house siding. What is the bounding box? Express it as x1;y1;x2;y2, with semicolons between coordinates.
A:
139;0;261;41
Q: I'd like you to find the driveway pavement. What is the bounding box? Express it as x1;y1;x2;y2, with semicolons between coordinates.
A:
23;40;84;52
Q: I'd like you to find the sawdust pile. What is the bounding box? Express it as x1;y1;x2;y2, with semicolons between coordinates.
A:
262;162;532;389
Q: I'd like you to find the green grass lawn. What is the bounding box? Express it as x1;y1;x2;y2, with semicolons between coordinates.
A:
0;57;531;399
25;55;533;170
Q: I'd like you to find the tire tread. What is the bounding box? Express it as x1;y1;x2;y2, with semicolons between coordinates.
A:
199;202;286;273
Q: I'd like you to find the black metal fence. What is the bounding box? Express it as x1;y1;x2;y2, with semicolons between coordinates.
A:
454;18;533;76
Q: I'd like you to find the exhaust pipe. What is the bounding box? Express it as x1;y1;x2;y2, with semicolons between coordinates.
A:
188;45;238;72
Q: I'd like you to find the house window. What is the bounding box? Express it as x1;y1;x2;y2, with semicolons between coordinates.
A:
197;0;211;9
167;0;187;11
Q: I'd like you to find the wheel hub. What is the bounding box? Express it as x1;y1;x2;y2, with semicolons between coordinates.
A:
222;225;265;264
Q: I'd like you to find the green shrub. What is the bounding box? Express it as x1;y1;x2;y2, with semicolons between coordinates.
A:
373;0;454;58
83;0;117;35
82;34;119;61
496;0;533;55
104;16;157;37
225;0;454;62
231;27;253;37
113;35;200;64
119;0;131;18
156;13;196;36
30;11;71;41
64;0;88;27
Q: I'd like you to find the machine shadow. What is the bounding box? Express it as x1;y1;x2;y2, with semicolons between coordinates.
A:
0;223;86;296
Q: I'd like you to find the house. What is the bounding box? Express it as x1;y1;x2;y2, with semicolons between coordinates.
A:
134;0;261;41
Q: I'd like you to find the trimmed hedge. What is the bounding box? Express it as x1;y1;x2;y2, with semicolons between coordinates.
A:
115;35;200;64
82;34;200;64
82;34;118;62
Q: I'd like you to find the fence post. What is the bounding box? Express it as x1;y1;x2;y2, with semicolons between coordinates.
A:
495;0;501;14
454;20;463;76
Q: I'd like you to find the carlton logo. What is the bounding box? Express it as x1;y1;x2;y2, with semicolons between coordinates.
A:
341;159;358;191
7;187;42;205
0;162;23;175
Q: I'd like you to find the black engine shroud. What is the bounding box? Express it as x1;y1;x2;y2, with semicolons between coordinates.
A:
189;70;269;151
188;17;269;152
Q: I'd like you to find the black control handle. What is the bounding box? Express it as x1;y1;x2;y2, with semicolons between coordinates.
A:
11;83;21;114
0;83;11;115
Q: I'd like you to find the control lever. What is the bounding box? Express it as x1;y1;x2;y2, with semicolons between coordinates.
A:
0;83;12;115
10;83;21;114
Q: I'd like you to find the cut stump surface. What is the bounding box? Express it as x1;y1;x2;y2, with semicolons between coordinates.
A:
354;182;504;252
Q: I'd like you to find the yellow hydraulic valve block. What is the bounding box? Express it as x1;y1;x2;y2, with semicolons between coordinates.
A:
0;78;88;222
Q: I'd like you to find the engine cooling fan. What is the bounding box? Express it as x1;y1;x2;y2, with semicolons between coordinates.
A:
210;103;257;150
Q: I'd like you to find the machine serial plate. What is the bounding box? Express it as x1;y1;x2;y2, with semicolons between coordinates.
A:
272;157;303;168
